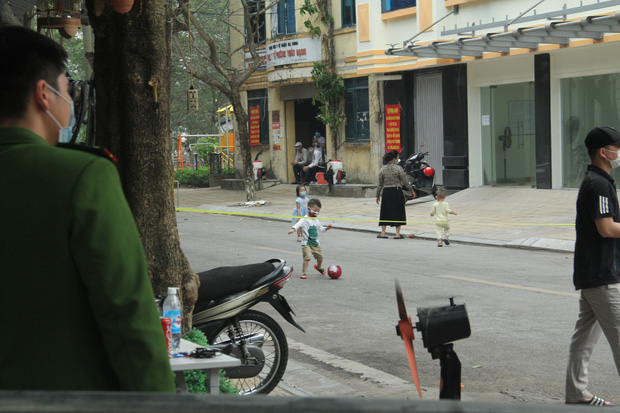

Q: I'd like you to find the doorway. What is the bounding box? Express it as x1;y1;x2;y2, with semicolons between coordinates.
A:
294;99;323;149
481;82;536;186
414;73;444;185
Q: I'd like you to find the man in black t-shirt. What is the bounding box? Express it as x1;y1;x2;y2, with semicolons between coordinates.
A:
566;126;620;407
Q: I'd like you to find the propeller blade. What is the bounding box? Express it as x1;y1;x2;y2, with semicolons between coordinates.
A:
395;281;423;399
399;319;423;398
395;280;408;321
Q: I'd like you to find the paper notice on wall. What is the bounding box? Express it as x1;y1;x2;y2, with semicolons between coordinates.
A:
482;115;490;126
272;110;280;150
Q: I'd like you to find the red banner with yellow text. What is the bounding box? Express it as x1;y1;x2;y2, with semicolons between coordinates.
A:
250;106;260;146
385;104;401;152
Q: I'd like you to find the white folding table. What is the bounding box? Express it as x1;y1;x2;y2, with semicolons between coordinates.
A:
169;339;241;394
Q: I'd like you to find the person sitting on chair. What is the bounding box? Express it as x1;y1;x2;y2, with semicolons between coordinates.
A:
304;143;323;184
291;142;309;184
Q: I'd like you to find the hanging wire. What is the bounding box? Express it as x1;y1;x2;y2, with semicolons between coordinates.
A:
188;0;194;88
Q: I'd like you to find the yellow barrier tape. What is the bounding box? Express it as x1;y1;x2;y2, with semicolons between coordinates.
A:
175;207;574;227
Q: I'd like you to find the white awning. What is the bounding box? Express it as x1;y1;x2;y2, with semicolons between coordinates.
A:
386;13;620;61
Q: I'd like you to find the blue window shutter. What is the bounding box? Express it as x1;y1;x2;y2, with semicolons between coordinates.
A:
287;0;296;33
277;2;285;34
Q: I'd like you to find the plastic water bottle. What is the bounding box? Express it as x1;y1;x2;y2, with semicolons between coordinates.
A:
162;287;182;353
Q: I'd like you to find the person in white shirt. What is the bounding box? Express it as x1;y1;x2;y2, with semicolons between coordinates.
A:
287;198;333;279
303;145;323;184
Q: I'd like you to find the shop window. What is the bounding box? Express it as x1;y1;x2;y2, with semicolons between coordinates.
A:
345;77;370;142
342;0;356;27
382;0;415;13
561;73;620;188
247;89;269;145
276;0;296;35
480;82;536;187
247;0;266;45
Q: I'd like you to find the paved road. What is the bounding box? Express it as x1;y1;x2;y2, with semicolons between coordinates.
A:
178;212;620;404
175;184;578;252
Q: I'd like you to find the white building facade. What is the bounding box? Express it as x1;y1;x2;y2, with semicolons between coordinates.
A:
362;0;620;189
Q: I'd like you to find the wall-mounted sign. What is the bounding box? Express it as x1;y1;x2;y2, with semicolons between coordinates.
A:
250;106;261;146
245;37;322;71
385;104;401;152
265;37;321;67
244;50;267;71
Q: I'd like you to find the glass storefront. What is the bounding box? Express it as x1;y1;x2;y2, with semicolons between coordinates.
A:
481;82;536;186
561;73;620;188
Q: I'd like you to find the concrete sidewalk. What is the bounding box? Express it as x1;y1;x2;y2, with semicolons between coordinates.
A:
174;183;577;253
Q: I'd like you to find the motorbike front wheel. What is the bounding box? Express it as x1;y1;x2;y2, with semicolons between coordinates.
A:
206;310;288;395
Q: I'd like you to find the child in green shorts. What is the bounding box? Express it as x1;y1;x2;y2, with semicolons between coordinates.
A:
288;198;333;278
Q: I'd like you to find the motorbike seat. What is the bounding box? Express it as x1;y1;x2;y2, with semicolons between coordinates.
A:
194;262;276;312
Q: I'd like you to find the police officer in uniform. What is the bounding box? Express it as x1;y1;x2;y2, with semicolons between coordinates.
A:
565;126;620;407
0;27;174;391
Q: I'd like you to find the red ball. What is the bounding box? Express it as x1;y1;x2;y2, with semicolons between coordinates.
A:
327;265;342;279
423;166;435;177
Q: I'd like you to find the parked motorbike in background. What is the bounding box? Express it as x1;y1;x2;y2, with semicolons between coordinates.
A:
398;151;438;201
191;258;304;395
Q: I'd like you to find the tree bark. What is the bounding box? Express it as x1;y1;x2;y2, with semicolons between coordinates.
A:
86;0;199;331
229;91;255;201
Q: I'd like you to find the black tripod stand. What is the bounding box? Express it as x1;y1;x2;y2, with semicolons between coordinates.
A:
430;343;462;400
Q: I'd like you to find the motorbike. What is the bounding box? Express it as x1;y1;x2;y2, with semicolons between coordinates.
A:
191;258;304;395
398;151;438;201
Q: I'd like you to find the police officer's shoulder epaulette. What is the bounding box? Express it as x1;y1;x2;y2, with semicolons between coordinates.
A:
56;143;118;164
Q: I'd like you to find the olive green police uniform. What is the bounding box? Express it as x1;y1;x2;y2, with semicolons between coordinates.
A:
0;127;175;392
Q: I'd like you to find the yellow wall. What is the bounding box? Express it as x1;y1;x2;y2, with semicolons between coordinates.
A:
230;0;383;185
285;100;296;182
236;88;293;183
335;29;358;73
358;3;370;42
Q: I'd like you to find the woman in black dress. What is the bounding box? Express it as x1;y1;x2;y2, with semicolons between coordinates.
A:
376;150;415;239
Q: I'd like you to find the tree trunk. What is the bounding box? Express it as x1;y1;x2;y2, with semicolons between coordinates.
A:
230;91;256;201
325;0;339;159
86;0;199;331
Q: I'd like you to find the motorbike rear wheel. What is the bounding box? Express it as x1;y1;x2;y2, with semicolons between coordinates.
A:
206;310;288;395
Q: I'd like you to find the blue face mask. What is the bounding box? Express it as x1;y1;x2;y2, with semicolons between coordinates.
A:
300;191;307;197
45;83;75;143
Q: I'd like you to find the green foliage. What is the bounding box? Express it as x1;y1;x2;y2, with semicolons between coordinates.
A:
218;370;239;394
194;136;219;163
302;0;345;136
175;167;211;187
300;0;318;15
182;329;238;394
184;328;209;346
300;0;322;38
171;0;231;135
311;62;346;133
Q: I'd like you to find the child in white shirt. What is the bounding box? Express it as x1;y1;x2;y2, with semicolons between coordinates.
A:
430;189;457;247
288;198;333;278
